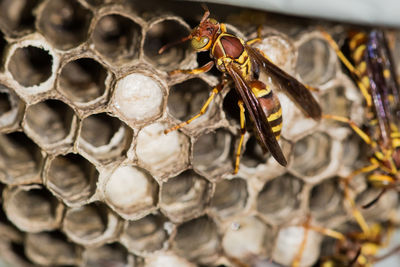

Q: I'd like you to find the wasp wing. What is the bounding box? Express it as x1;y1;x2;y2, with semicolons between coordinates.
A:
225;62;287;166
246;45;322;120
371;30;400;124
365;30;394;148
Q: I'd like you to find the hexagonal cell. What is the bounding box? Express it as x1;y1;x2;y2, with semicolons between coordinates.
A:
0;0;38;37
272;225;323;267
144;18;191;71
3;185;64;232
290;132;332;178
37;0;92;50
193;128;235;178
210;178;248;218
0;30;6;66
241;136;271;168
257;174;303;222
120;214;168;255
25;231;81;266
59;57;110;105
7;45;53;87
136;122;190;178
309;177;344;222
0;84;24;131
320;85;357;123
46;153;98;206
92;13;142;64
63;202;121;246
104;165;158;220
24;99;76;149
0;132;42;185
144;252;196;267
111;72;165;126
83;243;129;267
254;34;296;73
79;113;133;164
357;187;398;222
160;170;211;223
296;35;336;86
1;241;33;267
168;78;220;131
222;216;273;263
173;216;220;264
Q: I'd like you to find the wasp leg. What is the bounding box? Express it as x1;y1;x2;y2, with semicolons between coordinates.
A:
323;114;372;145
234;100;246;174
319;30;372;107
169;61;214;75
164;83;223;134
291;216;311;267
342;177;372;235
246;26;263;46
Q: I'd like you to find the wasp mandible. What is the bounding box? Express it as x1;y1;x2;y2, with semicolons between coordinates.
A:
160;9;322;173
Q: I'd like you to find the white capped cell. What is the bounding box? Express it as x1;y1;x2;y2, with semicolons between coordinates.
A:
136;122;189;177
112;73;164;124
104;165;157;218
222;217;270;261
272;226;323;267
145;252;196;267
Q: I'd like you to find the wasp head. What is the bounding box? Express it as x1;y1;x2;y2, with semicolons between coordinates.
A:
190;11;220;51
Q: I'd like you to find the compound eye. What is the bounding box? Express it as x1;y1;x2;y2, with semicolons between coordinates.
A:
208;18;218;24
191;36;210;50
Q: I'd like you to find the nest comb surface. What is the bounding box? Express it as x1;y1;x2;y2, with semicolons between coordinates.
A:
0;0;399;267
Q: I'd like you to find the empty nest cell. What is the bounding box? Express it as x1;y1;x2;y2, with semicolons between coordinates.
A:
144;252;196;267
296;36;336;86
3;185;63;233
25;231;81;266
63;202;119;246
0;132;42;185
46;153;98;205
104;164;158;219
0;30;6;67
168;78;218;130
7;45;53;87
291;132;332;178
24;99;75;147
37;0;92;50
136;122;189;178
59;57;108;104
160;170;212;223
120;214;168;255
0;0;38;37
111;72;165;125
309;177;344;221
173;216;220;264
0;84;23;130
193;128;235;177
83;243;129;267
210;177;248;218
257;174;303;222
92;13;141;64
144;18;191;70
79;113;132;163
241;136;271;168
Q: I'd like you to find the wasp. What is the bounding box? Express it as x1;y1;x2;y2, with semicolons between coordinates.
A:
159;9;322;173
292;213;399;267
321;29;400;206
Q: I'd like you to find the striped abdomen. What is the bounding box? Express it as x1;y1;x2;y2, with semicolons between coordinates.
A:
348;31;370;89
250;81;282;139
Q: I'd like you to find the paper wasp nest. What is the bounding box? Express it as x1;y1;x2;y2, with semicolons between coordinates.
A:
0;0;399;266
